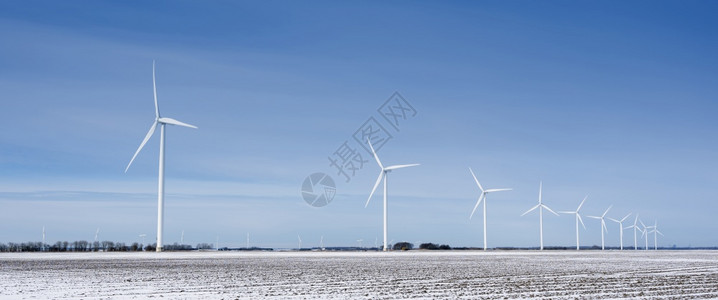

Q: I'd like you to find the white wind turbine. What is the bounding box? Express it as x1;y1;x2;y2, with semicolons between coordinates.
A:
625;214;641;250
297;235;302;250
521;181;559;250
640;220;650;251
365;139;419;251
468;168;512;251
94;228;100;244
587;205;612;250
558;195;588;250
42;226;46;251
125;61;198;252
139;234;147;248
608;213;631;250
649;220;664;250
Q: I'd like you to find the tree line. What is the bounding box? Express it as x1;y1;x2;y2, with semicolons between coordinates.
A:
0;241;212;252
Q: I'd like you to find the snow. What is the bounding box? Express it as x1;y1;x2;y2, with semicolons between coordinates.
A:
1;250;716;299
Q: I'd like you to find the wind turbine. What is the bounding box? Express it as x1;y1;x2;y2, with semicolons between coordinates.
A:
319;236;324;251
468;168;512;250
365;138;419;251
297;235;302;250
640;220;650;251
42;226;46;252
625;214;641;250
246;232;250;249
649;220;664;250
608;213;631;250
558;195;588;250
181;230;185;245
587;205;612;250
125;61;198;252
94;228;100;244
521;181;559;250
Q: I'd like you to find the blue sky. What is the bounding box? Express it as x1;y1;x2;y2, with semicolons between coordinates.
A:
1;1;716;249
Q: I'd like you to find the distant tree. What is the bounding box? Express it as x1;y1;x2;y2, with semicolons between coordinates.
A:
393;242;413;251
419;243;439;250
196;243;213;250
144;243;156;252
101;241;114;251
439;244;451;250
130;243;140;251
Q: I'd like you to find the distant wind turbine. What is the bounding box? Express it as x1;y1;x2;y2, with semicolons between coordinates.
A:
640;220;650;251
365;138;419;251
246;232;250;249
625;214;641;250
468;168;512;250
139;234;147;248
558;195;588;250
125;61;198;252
608;213;631;250
649;220;664;250
587;205;612;250
297;235;302;250
42;226;46;251
320;235;324;251
94;228;100;243
521;181;559;250
181;230;185;244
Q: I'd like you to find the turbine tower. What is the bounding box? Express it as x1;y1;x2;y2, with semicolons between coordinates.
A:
558;195;588;250
587;205;612;250
365;139;419;251
521;181;559;250
125;61;198;252
608;213;631;250
625;214;641;250
42;226;46;252
468;168;511;251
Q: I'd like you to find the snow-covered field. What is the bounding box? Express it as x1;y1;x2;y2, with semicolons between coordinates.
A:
1;250;717;299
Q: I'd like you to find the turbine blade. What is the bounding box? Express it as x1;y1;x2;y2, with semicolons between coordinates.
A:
365;171;384;207
125;121;158;172
577;195;588;211
602;220;608;233
485;188;512;193
633;214;640;226
586;216;601;220
367;138;383;169
469;193;484;219
538;181;542;204
542;204;559;216
621;213;632;222
521;204;539;217
385;163;420;170
607;217;619;223
159;117;198;129
602;205;613;217
657;230;664;236
557;211;575;214
468;168;484;192
577;214;586;229
153;60;159;118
